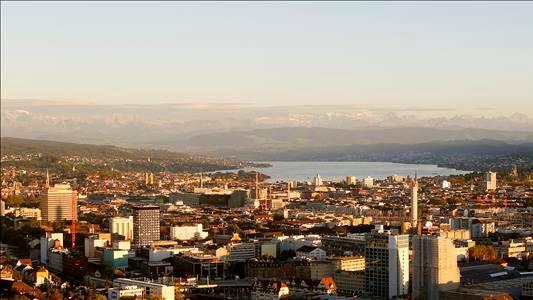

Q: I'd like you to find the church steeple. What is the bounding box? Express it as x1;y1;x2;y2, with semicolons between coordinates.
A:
45;168;50;189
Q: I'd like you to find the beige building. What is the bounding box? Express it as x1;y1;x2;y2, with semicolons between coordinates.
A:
110;216;133;240
413;235;460;300
439;229;471;240
41;183;77;223
330;256;365;272
13;207;42;220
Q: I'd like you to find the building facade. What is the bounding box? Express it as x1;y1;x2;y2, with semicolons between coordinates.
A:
364;230;409;299
41;183;77;222
133;206;160;248
413;235;460;300
111;216;133;240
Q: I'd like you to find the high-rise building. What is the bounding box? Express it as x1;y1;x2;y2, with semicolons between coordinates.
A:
484;171;497;191
411;177;419;228
132;206;160;248
110;216;134;240
365;228;409;299
41;183;77;223
413;235;460;300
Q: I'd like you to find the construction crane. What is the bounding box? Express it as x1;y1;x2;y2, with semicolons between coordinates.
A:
71;191;76;249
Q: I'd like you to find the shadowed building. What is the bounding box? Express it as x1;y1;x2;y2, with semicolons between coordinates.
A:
41;183;77;222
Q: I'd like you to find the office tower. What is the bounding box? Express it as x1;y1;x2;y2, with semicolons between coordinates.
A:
365;229;409;299
145;173;149;185
411;177;419;228
41;183;77;223
111;216;134;240
132;206;160;248
314;173;323;186
413;235;460;300
511;165;518;177
149;173;154;185
484;171;497;190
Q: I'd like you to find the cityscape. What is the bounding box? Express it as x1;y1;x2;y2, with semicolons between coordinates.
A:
1;2;533;300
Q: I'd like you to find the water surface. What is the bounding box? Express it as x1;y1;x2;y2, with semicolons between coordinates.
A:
231;161;469;182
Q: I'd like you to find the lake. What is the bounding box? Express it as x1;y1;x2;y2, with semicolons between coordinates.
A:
231;161;469;182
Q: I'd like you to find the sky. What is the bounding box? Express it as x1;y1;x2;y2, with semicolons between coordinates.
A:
1;1;533;115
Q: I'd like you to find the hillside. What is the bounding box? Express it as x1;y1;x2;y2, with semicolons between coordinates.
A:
0;137;262;173
212;139;533;173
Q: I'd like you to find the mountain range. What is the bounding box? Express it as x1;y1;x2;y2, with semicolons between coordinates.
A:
2;100;533;151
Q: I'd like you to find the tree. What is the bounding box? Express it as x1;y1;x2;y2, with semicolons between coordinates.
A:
468;245;498;261
49;289;62;300
6;194;24;207
229;223;242;234
279;249;296;261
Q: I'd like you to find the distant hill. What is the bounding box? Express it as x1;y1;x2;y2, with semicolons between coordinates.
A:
0;137;258;173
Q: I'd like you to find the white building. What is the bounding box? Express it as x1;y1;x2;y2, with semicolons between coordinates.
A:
275;235;322;252
112;240;131;251
110;216;133;240
149;245;199;262
363;176;374;188
388;235;409;298
365;228;409;299
113;278;174;300
226;243;256;262
484;171;497;191
296;246;327;260
314;174;323;186
442;180;451;189
108;285;144;300
170;224;208;241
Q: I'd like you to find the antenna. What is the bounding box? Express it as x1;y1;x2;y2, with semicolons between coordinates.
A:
287;181;291;202
200;170;203;189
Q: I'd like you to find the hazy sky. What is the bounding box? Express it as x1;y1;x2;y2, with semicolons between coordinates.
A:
1;1;532;114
